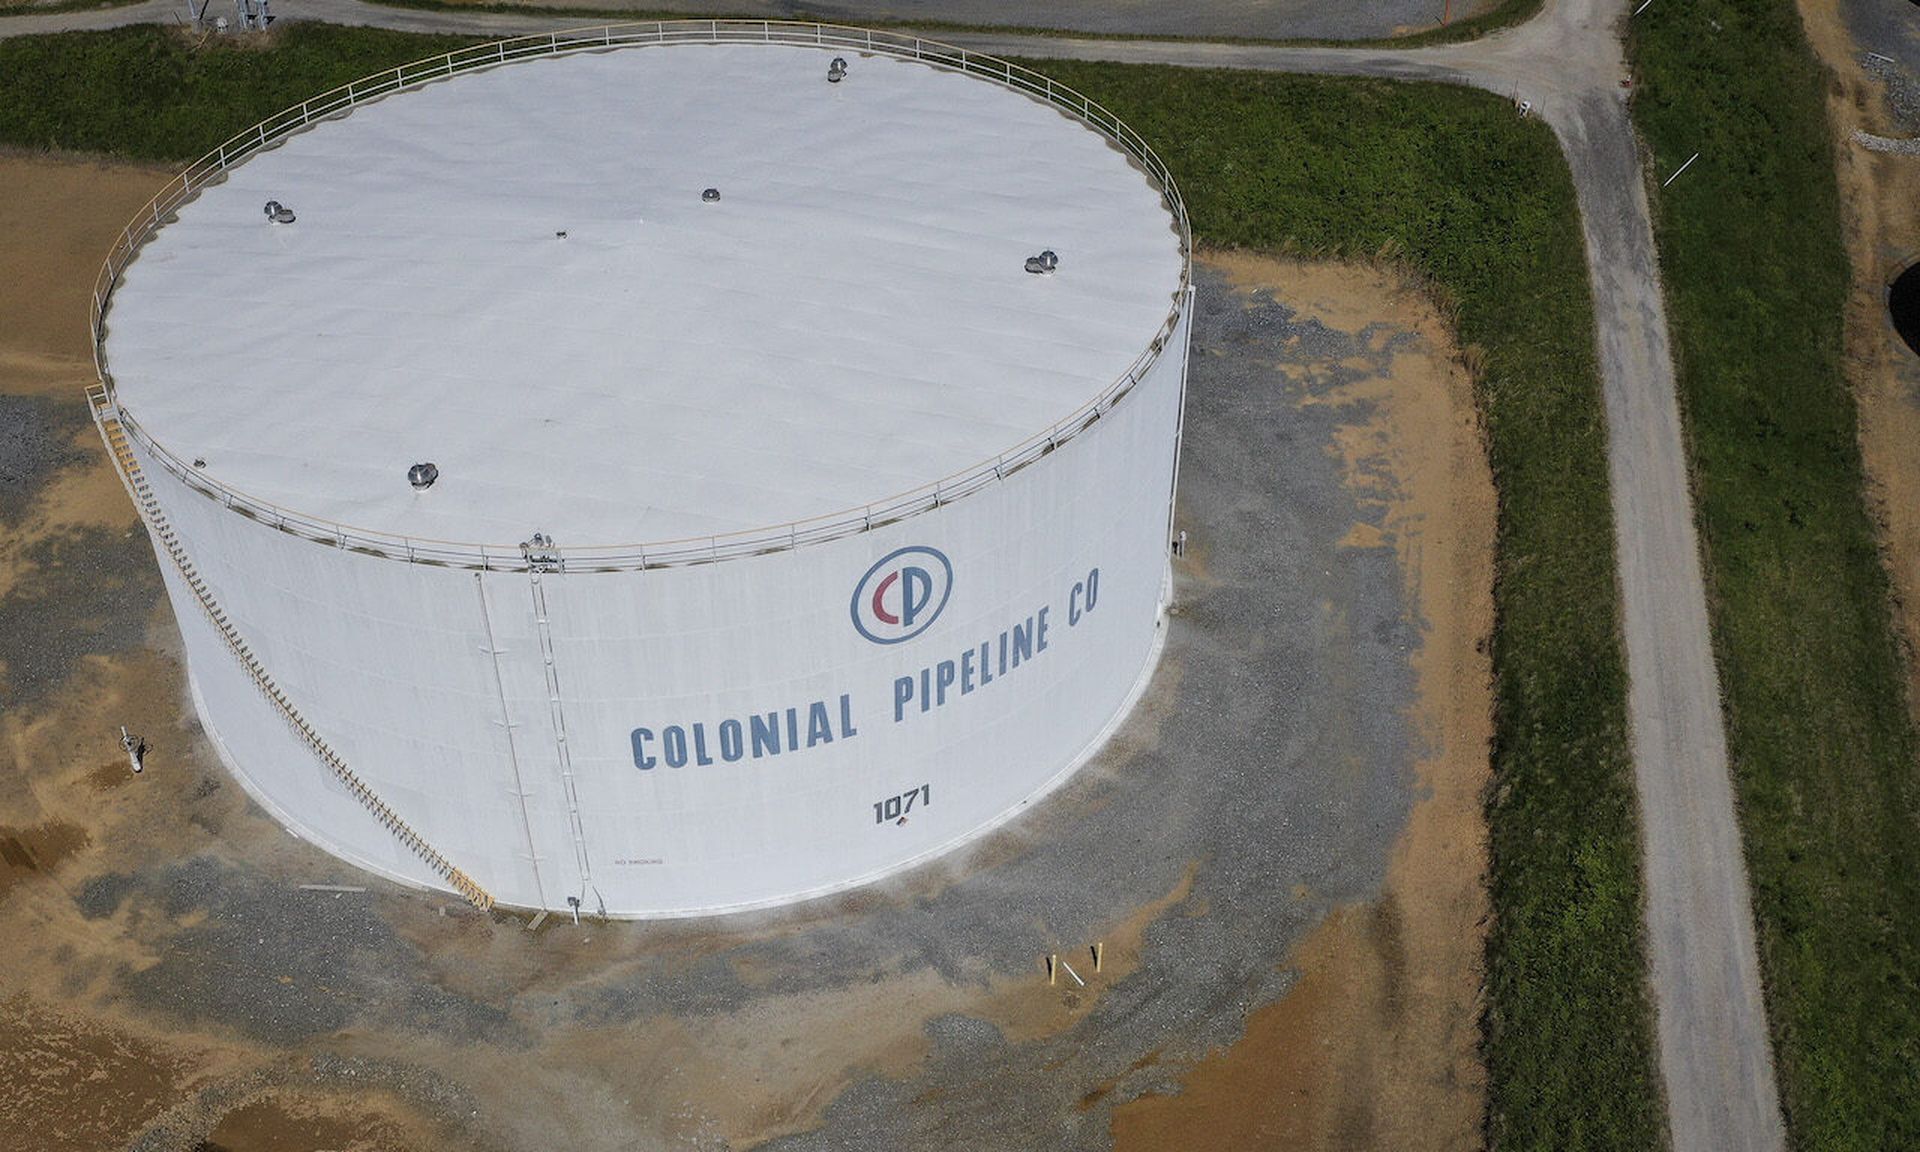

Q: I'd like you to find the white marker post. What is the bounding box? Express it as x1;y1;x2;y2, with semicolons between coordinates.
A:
1663;151;1701;188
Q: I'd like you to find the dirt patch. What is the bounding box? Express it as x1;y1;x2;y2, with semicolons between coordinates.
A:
0;818;90;900
1112;252;1495;1152
0;153;167;387
200;1093;435;1152
0;995;183;1152
1796;0;1920;718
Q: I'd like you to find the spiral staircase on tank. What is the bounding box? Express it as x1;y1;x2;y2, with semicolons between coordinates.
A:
87;386;496;912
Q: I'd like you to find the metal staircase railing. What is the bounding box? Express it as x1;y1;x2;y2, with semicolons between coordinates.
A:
88;385;495;912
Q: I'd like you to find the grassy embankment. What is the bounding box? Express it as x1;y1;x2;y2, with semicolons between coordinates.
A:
0;26;475;157
0;26;1657;1148
342;0;1543;50
1630;1;1920;1146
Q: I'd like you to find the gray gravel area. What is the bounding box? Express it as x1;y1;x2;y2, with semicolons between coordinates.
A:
84;265;1423;1149
0;393;84;525
1849;0;1920;131
101;853;523;1048
0;525;161;710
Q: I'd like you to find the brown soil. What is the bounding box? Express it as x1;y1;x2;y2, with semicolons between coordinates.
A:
1795;1;1920;717
0;996;183;1152
201;1094;438;1152
0;819;91;899
1112;253;1495;1152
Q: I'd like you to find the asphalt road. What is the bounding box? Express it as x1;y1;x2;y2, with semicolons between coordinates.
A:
0;1;1790;1148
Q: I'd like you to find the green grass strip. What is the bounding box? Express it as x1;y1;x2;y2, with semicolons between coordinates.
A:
1630;1;1920;1146
0;30;1659;1146
0;26;477;160
343;0;1543;50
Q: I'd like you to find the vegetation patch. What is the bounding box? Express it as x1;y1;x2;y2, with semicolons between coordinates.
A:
0;26;476;162
0;28;1654;1147
1630;1;1920;1146
345;0;1544;49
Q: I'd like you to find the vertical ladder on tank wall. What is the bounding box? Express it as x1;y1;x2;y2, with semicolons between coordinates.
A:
526;572;595;902
87;386;496;912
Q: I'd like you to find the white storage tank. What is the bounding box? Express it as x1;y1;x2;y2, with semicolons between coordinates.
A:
91;24;1192;916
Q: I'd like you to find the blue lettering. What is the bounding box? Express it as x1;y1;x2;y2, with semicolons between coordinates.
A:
978;641;993;686
894;676;915;722
663;726;688;768
961;646;976;694
719;719;744;762
692;722;715;766
751;712;781;757
839;693;858;738
1070;580;1084;625
935;659;956;705
786;706;799;750
807;701;833;747
630;727;657;770
901;565;935;627
920;667;932;713
1037;606;1050;651
1086;567;1099;612
1012;619;1033;667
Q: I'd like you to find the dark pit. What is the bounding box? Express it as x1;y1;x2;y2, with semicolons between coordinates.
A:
1892;262;1920;357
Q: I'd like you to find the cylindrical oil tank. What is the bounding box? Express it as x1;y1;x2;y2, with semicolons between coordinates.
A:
93;26;1192;916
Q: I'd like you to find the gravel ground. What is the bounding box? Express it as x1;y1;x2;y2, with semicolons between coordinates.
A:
0;526;161;709
0;393;83;525
70;264;1422;1150
1849;0;1920;131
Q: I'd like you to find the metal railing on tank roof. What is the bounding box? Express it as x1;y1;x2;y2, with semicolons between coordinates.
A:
89;20;1193;574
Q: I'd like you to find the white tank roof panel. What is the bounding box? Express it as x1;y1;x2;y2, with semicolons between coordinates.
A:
103;43;1185;546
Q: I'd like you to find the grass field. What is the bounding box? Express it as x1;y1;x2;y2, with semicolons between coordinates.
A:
1630;2;1920;1147
0;26;477;159
0;27;1658;1148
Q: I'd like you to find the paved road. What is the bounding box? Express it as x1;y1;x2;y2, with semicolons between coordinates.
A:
0;0;1788;1147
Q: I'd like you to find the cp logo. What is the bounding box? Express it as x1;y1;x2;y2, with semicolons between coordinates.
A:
851;546;953;645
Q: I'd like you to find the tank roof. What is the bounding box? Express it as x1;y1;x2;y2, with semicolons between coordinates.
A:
103;42;1185;548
